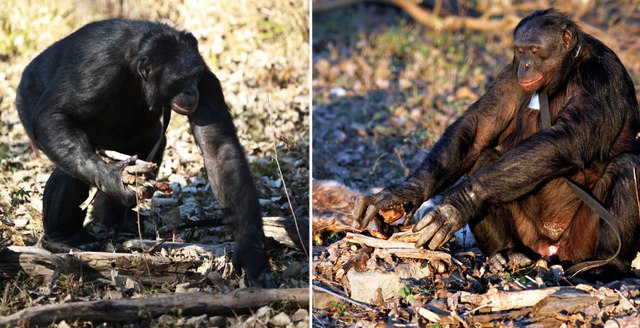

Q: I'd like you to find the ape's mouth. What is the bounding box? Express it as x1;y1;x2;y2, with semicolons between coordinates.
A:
518;75;544;92
171;101;197;116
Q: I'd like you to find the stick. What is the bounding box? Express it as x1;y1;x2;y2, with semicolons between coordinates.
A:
344;232;414;249
0;288;309;326
312;284;377;312
372;248;451;262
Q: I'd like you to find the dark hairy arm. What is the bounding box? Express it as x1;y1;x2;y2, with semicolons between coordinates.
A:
188;70;273;287
356;64;526;227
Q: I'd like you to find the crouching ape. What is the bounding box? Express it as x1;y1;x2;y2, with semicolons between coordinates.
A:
354;9;640;277
16;19;274;287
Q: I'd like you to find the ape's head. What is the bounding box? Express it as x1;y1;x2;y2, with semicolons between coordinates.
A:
132;30;205;115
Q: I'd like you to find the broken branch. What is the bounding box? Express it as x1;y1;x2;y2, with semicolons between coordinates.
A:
0;288;309;326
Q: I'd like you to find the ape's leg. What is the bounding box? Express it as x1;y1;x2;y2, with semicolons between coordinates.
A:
92;124;166;232
591;153;640;273
469;148;535;271
43;168;93;245
470;205;535;272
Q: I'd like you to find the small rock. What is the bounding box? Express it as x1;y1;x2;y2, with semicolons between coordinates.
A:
185;314;208;327
291;309;308;322
124;278;140;292
157;314;176;326
269;312;291;327
347;262;431;303
208;316;227;327
175;282;191;293
12;217;29;228
103;290;123;300
329;87;346;98
550;265;564;281
57;320;71;328
256;305;273;322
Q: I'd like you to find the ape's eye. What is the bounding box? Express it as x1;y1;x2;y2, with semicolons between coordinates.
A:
515;47;524;54
530;47;538;54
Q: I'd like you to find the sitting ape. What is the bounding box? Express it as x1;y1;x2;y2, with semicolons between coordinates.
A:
355;9;640;276
17;20;274;287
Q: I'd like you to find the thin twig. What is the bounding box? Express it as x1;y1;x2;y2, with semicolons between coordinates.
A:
134;173;152;279
267;100;308;258
312;283;378;313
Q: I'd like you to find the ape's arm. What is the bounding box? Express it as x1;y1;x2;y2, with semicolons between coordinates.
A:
188;70;273;287
413;90;625;249
32;100;137;206
356;64;527;226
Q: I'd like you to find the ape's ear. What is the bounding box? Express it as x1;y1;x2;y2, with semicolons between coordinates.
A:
137;56;151;81
563;25;577;51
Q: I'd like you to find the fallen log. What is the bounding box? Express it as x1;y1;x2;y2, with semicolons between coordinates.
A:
459;286;617;313
122;239;233;257
263;216;309;251
372;248;451;262
0;246;209;283
0;288;309;326
344;232;414;249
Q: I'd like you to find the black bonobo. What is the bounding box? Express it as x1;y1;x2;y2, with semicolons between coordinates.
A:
16;19;274;287
354;9;640;276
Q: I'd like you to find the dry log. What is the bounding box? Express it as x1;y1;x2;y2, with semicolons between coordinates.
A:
122;239;233;257
0;246;209;283
263;216;309;251
372;247;451;262
460;287;562;312
313;0;623;59
345;232;413;248
459;286;617;313
0;288;309;326
387;230;421;243
314;0;520;32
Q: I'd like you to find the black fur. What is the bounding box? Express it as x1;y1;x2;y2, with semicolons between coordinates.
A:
356;9;640;276
16;19;273;287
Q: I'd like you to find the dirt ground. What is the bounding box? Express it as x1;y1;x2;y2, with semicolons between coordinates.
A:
312;1;640;327
0;0;309;326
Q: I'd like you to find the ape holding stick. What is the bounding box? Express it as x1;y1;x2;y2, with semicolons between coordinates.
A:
16;19;274;287
355;9;640;276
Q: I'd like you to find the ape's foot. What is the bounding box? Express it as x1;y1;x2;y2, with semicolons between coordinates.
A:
487;250;533;273
252;270;277;289
233;243;276;288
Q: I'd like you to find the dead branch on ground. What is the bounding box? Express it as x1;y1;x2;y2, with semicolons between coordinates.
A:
0;288;309;326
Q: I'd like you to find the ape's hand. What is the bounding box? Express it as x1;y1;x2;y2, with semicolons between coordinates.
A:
101;156;140;206
412;203;466;249
353;186;425;229
412;182;480;249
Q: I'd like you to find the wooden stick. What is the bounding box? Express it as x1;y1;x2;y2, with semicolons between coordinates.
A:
344;232;414;249
372;248;451;262
0;288;309;326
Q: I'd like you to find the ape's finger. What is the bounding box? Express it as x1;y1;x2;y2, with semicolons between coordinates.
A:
428;225;452;250
412;209;437;232
353;195;372;222
360;204;379;229
415;216;443;248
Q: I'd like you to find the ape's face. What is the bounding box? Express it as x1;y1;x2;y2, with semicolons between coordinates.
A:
136;32;205;115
